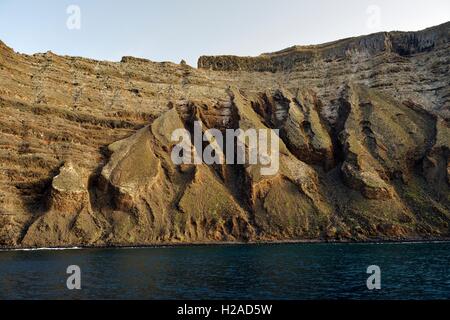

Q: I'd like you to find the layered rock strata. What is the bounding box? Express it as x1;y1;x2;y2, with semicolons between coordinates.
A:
0;22;449;247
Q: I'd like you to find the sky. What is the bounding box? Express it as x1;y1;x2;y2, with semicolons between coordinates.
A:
0;0;449;66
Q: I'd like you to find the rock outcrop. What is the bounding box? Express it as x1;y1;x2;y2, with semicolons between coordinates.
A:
0;22;449;248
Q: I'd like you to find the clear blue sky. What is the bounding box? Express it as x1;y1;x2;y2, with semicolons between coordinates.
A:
0;0;449;66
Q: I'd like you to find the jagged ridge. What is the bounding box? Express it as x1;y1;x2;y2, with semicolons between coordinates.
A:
198;22;450;72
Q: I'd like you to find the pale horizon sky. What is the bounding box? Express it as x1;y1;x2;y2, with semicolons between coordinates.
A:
0;0;449;66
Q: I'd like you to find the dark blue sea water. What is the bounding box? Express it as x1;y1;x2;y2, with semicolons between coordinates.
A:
0;242;449;299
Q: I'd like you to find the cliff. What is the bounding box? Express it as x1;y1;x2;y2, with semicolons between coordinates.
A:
0;22;449;248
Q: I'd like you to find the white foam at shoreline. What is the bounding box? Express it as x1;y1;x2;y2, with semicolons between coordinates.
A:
1;247;82;252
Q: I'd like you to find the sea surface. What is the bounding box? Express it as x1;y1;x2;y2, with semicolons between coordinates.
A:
0;242;449;299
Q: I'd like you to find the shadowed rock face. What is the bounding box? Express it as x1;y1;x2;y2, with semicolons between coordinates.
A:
0;23;449;248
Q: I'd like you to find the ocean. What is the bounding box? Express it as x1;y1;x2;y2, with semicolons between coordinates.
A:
0;242;449;299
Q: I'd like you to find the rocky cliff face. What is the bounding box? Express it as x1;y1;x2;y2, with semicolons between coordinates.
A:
0;22;449;248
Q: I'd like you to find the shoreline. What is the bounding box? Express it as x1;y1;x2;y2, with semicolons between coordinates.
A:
2;238;450;251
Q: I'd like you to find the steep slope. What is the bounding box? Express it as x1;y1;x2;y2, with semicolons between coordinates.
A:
0;22;449;248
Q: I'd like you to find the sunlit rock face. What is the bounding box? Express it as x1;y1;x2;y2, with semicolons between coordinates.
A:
0;22;449;248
